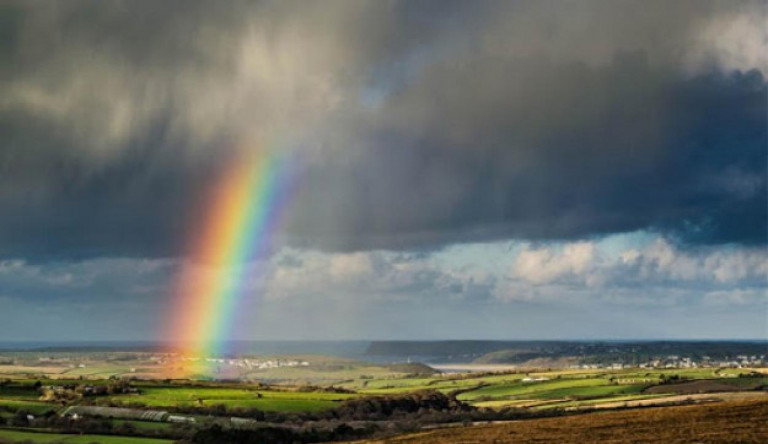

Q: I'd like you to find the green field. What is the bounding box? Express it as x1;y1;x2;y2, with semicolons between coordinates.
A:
534;393;673;409
2;366;763;416
344;372;531;395
0;364;763;444
107;386;355;412
0;380;357;413
715;376;768;388
110;420;174;432
457;377;607;401
59;367;135;378
0;383;59;415
0;429;173;443
0;400;57;415
449;370;763;404
0;387;40;400
338;367;765;404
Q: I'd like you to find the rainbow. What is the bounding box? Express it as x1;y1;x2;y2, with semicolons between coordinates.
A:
165;144;293;363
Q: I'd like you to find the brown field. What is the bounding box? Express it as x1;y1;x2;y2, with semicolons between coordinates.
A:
562;391;768;411
644;379;766;395
363;400;768;444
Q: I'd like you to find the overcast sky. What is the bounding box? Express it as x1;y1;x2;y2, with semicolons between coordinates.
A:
1;0;766;341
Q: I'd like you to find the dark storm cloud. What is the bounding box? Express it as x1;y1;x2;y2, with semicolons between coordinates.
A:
0;0;765;259
289;60;766;250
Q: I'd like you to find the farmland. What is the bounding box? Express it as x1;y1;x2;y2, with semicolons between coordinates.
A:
0;349;766;443
2;361;766;415
0;429;173;443
0;380;356;414
105;385;355;412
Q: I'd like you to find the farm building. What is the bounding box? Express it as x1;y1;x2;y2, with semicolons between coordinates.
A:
61;406;170;422
230;417;258;427
168;415;197;423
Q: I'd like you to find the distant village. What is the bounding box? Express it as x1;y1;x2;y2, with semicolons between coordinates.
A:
173;356;311;370
30;355;312;372
573;354;766;370
22;350;768;372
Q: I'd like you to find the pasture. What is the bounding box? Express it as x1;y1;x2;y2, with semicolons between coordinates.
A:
0;361;765;444
2;365;765;416
0;429;173;443
106;385;356;412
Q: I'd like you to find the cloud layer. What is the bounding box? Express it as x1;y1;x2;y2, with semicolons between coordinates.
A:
1;233;765;340
0;0;766;259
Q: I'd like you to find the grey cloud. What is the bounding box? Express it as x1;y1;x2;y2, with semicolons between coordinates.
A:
288;54;766;249
0;0;766;260
0;257;174;302
262;249;495;304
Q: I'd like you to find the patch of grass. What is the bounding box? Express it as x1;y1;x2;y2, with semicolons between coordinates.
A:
0;399;58;414
530;384;648;400
61;367;130;378
353;373;530;395
457;377;610;401
720;376;768;387
0;429;173;443
109;420;174;431
471;399;554;409
533;393;670;409
0;386;41;400
200;397;337;412
108;386;353;412
716;368;751;377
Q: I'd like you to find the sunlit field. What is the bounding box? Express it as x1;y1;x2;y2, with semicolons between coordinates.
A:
1;356;765;444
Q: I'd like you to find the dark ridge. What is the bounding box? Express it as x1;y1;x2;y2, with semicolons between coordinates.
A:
365;341;568;357
386;362;441;375
365;340;768;360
